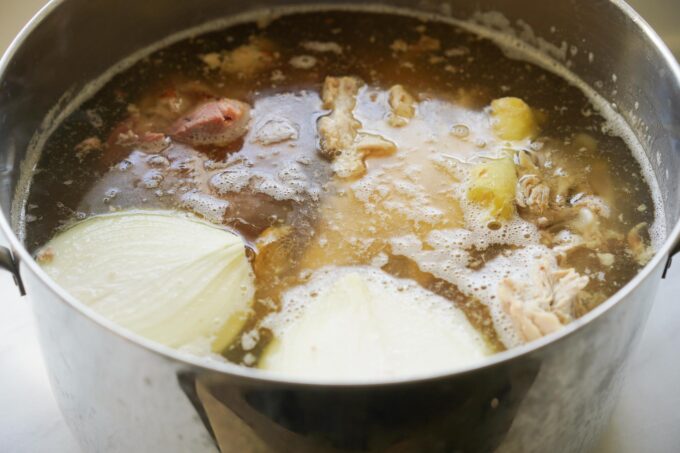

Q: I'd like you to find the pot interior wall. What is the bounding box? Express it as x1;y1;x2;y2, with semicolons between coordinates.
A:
1;0;678;241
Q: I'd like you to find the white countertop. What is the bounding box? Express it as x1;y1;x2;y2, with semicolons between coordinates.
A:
1;1;679;452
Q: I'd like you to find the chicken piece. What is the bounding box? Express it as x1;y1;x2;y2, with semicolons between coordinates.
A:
390;35;441;53
567;206;623;250
100;114;175;169
35;246;55;264
74;136;103;161
550;229;585;257
490;97;538;141
201;38;277;76
253;116;299;145
413;35;441;51
317;76;362;158
467;157;517;220
572;194;611;218
572;132;598;153
515;149;541;174
300;40;343;54
627;222;655;266
332;133;396;178
116;130;170;153
137;81;219;125
597;252;615;267
516;174;550;214
387;84;416;127
169;98;251;147
499;258;589;342
318;76;396;178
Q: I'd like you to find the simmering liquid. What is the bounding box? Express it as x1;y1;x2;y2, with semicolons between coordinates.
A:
26;11;659;364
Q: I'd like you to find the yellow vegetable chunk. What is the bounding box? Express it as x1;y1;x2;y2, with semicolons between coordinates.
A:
468;157;518;220
491;97;538;141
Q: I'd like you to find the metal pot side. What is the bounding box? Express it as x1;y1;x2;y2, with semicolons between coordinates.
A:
1;0;679;452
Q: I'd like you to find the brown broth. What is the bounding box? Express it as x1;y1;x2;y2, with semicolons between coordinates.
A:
25;10;657;361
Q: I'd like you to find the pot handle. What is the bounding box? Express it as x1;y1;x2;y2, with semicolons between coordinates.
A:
0;246;25;296
662;238;680;279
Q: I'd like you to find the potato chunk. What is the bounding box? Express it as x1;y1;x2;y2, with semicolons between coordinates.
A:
467;157;517;220
490;97;538;141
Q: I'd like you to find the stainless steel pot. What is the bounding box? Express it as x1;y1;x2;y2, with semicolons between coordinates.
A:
1;1;679;452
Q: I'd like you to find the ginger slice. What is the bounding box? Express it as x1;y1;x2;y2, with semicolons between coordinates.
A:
318;76;396;179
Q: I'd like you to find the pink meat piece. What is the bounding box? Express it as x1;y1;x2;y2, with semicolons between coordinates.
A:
169;98;251;147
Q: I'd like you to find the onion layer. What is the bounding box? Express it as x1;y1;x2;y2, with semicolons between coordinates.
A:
38;211;254;352
260;268;490;379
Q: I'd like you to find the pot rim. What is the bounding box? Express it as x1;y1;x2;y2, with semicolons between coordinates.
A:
1;0;679;388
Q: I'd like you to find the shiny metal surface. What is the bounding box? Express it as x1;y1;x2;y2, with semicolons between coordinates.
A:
0;0;679;451
0;246;25;295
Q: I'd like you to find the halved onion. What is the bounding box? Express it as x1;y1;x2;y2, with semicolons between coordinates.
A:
38;211;254;352
260;268;490;379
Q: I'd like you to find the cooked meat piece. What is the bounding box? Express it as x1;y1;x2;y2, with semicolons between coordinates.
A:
627;222;655;266
253;116;299;145
597;252;615;267
567;206;623;249
499;257;589;341
223;191;294;237
387;84;416;127
116;130;170;154
137;81;219;125
390;35;441;53
515;150;541;173
35;246;55;264
289;55;317;69
74;136;103;161
516;174;550;214
549;229;585;257
201;38;277;76
332;133;396;178
572;194;611;218
169;98;251;147
317;76;362;158
100;81;221;167
318;76;397;178
300;40;343;54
